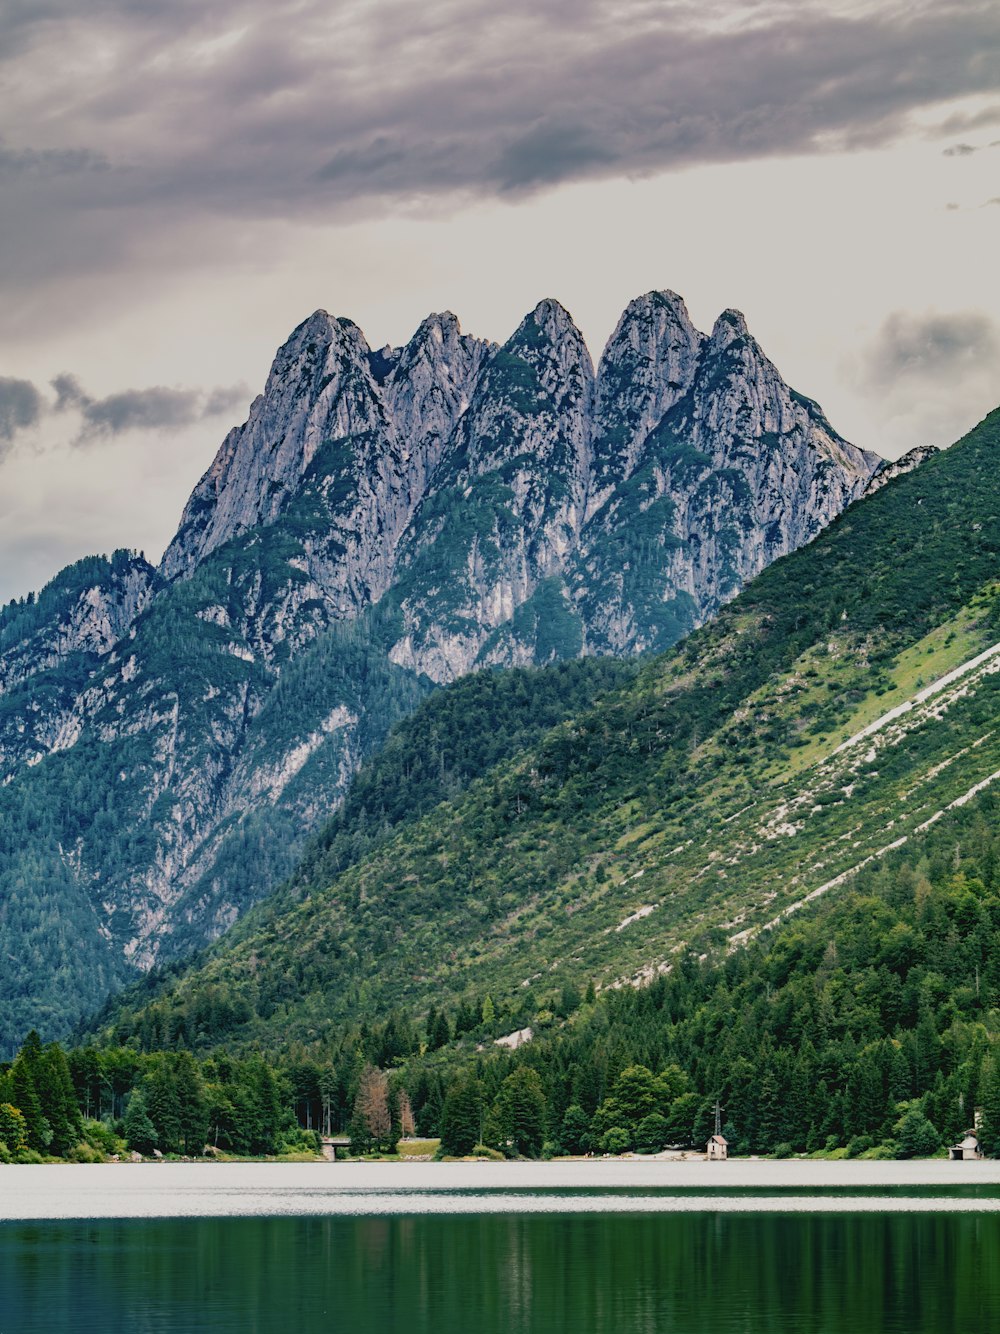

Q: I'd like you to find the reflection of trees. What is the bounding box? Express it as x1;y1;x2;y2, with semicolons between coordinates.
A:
4;1212;1000;1331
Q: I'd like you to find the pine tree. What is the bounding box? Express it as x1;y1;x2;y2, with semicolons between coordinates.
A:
978;1051;1000;1157
122;1091;158;1154
145;1062;182;1153
488;1068;547;1157
11;1036;50;1153
440;1076;484;1156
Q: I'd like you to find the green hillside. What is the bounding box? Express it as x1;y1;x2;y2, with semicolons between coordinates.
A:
396;784;1000;1159
92;408;1000;1053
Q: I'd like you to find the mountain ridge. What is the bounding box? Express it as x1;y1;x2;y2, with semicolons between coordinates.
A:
0;290;885;1053
86;406;1000;1055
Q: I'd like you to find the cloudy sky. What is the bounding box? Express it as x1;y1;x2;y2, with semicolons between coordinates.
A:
1;0;998;602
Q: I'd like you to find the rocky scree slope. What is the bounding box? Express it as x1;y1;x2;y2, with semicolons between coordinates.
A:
0;292;881;1054
92;406;1000;1056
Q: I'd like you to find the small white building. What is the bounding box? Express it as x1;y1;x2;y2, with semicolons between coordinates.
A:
949;1134;983;1161
707;1134;728;1161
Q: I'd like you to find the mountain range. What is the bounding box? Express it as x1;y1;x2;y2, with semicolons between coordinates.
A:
94;406;1000;1055
0;291;892;1053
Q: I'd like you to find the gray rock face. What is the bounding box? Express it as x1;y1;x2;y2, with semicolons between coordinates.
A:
0;290;896;1048
158;290;880;682
162;313;386;579
0;551;156;772
566;305;881;656
388;299;597;679
384;311;495;506
589;290;705;513
163;310;494;615
863;445;940;495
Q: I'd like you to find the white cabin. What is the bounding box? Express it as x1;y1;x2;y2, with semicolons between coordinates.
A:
949;1134;983;1161
707;1134;728;1161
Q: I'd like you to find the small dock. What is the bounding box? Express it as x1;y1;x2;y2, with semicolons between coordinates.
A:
320;1136;351;1162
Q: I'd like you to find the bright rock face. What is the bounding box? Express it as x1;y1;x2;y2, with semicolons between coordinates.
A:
0;291;889;1050
160;292;880;677
863;445;940;495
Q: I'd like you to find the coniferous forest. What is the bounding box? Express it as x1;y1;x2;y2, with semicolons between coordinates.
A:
5;780;1000;1163
3;398;1000;1165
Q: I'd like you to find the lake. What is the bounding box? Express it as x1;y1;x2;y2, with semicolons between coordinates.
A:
2;1163;998;1332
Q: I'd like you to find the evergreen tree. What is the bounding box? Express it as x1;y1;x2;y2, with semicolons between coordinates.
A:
894;1103;941;1159
559;1104;591;1155
36;1044;82;1156
145;1062;182;1153
979;1051;1000;1157
11;1035;50;1153
173;1051;208;1155
488;1068;546;1157
440;1076;484;1155
122;1090;158;1154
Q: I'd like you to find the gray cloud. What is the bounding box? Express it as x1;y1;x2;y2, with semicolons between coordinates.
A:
0;143;110;177
2;0;1000;301
943;143;977;156
51;372;88;413
74;386;209;439
847;309;1000;452
56;377;249;442
0;376;44;445
862;311;1000;390
0;372;248;451
202;383;250;418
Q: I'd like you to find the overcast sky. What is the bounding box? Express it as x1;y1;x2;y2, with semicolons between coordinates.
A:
1;0;998;602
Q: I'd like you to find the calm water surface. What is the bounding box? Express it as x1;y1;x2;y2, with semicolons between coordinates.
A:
2;1206;999;1333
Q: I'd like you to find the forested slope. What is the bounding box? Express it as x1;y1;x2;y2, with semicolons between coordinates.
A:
18;767;1000;1163
91;407;1000;1052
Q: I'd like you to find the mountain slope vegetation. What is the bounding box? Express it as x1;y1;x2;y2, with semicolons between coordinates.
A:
92;407;1000;1053
0;293;880;1053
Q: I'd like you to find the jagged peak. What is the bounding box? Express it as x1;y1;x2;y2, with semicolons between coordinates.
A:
386;311;493;407
599;289;704;371
416;310;461;341
396;311;464;362
709;307;753;350
622;289;696;328
502;298;593;385
286;307;335;341
271;308;372;381
517;297;586;347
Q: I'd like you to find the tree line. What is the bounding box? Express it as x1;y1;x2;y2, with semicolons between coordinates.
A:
6;791;1000;1163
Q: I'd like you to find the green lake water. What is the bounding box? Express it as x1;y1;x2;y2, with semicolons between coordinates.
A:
2;1207;999;1333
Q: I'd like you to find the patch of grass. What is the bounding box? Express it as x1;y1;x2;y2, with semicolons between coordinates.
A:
397;1138;440;1158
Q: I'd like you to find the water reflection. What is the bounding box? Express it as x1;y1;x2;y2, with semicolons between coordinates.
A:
2;1211;999;1333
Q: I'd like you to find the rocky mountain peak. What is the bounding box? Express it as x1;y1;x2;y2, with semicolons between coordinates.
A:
863;444;940;495
389;310;489;391
708;307;752;348
505;298;595;387
161;309;387;580
383;311;494;492
511;298;582;350
694;308;808;442
523;296;581;339
590;290;706;501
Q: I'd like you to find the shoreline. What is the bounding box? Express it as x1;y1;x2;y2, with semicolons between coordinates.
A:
1;1159;999;1221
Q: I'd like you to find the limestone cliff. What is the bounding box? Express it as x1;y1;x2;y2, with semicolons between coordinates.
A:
0;290;894;1049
